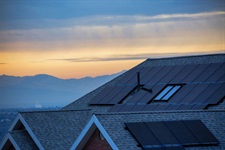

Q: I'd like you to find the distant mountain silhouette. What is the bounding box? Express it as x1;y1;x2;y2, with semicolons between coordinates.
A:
0;71;125;109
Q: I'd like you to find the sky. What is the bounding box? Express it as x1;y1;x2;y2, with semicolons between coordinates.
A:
0;0;225;79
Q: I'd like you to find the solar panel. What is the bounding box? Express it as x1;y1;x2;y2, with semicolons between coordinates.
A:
169;84;197;104
125;120;219;150
192;83;222;104
145;122;180;145
153;104;169;111
142;66;163;84
110;85;136;104
98;86;125;104
178;104;194;110
204;83;225;105
206;63;225;82
180;84;209;104
181;64;208;83
194;63;222;82
139;66;153;83
190;104;207;110
141;84;165;104
117;66;142;85
108;104;123;112
89;86;115;104
130;104;146;111
142;104;158;111
147;66;174;85
128;90;148;104
125;122;161;147
160;65;185;83
165;104;182;110
184;120;219;145
164;121;199;145
170;64;197;83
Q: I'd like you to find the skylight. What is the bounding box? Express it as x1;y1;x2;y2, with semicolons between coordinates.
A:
154;85;182;101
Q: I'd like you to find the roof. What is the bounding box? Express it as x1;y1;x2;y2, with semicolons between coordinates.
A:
1;53;225;150
9;130;38;150
95;109;225;150
64;53;225;112
19;110;92;149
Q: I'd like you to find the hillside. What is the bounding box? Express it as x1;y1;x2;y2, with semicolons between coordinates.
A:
0;71;125;109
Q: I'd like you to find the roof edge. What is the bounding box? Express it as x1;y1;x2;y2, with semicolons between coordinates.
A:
70;114;119;150
146;53;225;61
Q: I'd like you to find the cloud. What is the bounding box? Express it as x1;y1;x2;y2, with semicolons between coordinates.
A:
0;63;7;65
0;11;224;53
48;50;225;62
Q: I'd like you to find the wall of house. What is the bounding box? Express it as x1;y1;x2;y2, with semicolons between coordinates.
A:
83;129;112;150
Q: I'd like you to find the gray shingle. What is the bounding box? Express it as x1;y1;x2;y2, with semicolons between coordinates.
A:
10;130;38;150
20;110;92;150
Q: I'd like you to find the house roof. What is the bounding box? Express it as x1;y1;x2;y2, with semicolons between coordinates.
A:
1;53;225;150
19;110;92;149
94;109;225;150
64;54;225;112
9;130;38;150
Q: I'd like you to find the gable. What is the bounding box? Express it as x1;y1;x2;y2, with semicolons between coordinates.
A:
70;115;118;150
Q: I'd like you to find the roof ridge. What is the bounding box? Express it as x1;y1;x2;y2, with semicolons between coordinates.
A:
146;53;225;61
19;109;91;114
94;109;225;116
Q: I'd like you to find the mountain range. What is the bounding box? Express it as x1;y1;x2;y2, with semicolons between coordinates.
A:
0;71;125;109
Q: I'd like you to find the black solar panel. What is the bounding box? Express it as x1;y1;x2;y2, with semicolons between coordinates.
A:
182;64;208;83
204;83;225;105
110;85;136;104
165;104;181;110
153;104;169;111
180;84;209;104
184;120;219;145
170;64;197;83
142;104;158;111
117;67;142;85
206;63;225;82
98;86;125;104
164;121;199;145
89;86;115;104
160;65;185;83
145;122;180;145
130;104;146;111
108;104;123;112
141;66;163;84
194;63;222;82
178;104;194;110
141;84;165;104
193;83;222;104
169;84;197;104
126;120;219;150
128;90;148;104
147;66;174;85
125;122;161;147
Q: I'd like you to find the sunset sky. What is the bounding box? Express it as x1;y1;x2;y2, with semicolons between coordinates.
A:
0;0;225;79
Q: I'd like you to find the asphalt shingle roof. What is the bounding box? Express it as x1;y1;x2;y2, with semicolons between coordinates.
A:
96;109;225;150
20;110;92;150
10;130;38;150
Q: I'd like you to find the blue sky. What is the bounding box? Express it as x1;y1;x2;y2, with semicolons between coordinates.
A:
0;0;225;78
